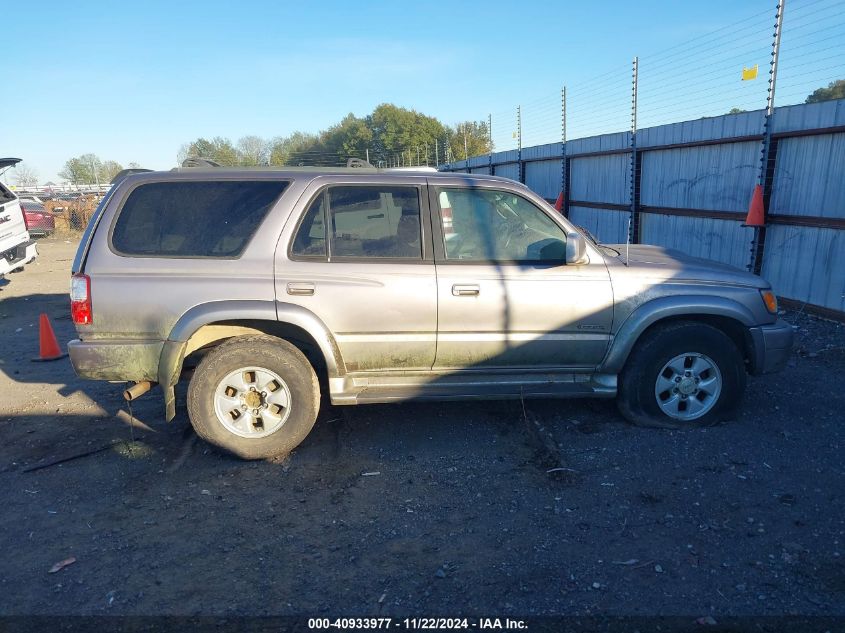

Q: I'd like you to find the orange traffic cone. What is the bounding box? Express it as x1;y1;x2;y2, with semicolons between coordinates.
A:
744;184;765;227
32;313;67;362
554;191;564;212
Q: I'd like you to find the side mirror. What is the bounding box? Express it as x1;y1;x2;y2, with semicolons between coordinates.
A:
565;232;588;264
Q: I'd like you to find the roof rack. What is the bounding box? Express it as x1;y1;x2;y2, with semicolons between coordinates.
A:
346;158;374;168
111;168;153;185
182;157;221;168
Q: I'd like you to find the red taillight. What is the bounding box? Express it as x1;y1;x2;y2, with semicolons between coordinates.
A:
70;273;92;325
23;211;30;229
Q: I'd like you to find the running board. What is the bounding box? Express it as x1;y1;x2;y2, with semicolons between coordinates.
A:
329;371;617;405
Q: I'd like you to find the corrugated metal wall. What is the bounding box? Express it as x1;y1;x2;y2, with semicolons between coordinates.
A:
493;163;520;181
569;207;629;244
641;215;755;270
439;99;845;315
524;160;561;200
640;142;759;212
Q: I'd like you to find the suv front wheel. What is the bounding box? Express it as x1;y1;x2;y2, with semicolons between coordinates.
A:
187;335;320;459
617;321;746;429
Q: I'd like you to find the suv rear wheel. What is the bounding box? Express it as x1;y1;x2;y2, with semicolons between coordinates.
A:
187;335;320;459
617;321;746;429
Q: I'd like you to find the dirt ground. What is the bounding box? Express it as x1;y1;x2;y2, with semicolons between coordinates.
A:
0;238;843;619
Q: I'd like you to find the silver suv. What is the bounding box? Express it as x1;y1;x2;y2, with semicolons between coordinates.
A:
68;167;793;459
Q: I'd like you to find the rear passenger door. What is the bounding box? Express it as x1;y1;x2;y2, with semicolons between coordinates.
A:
276;177;437;372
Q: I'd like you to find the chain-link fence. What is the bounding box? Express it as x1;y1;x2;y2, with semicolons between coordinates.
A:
6;188;107;236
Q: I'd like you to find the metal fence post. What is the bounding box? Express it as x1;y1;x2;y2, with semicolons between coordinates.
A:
517;105;524;183
629;57;641;243
561;86;568;217
749;0;785;274
488;113;493;175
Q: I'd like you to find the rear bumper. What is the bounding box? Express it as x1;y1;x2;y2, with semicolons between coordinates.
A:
68;338;163;382
748;319;794;375
0;239;37;275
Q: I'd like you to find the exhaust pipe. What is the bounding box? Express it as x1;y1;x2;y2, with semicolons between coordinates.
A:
123;381;155;401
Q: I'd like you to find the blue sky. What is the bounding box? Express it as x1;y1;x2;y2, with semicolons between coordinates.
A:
5;0;844;182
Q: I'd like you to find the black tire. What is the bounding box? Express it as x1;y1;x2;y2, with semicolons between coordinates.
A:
187;335;320;459
617;321;746;429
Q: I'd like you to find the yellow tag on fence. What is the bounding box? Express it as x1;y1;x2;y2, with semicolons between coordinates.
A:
742;64;759;81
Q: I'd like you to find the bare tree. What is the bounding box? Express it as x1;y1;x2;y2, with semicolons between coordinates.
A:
237;135;269;166
13;163;39;187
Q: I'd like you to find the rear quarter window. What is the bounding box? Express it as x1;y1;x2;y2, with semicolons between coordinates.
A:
111;180;288;257
0;183;16;205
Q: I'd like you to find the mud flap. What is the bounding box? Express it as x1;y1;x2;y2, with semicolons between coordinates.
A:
164;385;176;421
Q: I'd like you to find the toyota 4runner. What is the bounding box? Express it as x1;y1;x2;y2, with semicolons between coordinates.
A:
68;167;793;459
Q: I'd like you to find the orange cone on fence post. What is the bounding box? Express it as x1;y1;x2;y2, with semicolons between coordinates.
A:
554;191;564;212
744;184;766;227
32;313;67;362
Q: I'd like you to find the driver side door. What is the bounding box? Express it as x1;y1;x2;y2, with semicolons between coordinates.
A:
430;183;614;371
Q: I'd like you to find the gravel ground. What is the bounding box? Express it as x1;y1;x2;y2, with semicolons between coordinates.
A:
0;238;843;620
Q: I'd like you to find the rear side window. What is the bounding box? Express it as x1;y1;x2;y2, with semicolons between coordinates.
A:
0;183;15;205
111;180;288;257
291;185;422;260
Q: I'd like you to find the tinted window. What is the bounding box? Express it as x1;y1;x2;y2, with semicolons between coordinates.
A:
437;188;566;262
291;193;327;257
0;184;15;205
112;180;287;257
292;185;422;260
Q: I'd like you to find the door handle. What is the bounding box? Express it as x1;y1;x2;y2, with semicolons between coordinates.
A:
287;282;315;296
452;284;480;297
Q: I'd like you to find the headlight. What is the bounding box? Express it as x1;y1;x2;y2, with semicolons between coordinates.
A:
760;289;778;314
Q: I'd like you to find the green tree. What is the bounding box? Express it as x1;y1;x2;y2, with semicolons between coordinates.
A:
447;120;492;161
59;154;101;184
727;107;746;114
367;104;448;166
177;103;495;169
98;160;124;183
268;132;320;165
805;79;845;104
179;137;240;166
318;113;373;164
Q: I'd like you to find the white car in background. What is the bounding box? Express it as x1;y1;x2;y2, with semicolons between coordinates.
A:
0;158;38;277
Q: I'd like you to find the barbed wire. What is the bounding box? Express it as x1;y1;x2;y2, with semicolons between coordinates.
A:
469;0;844;159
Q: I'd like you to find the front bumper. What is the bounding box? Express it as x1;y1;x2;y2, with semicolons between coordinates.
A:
68;338;163;382
748;319;794;375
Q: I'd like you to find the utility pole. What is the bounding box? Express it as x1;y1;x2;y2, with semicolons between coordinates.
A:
90;156;100;194
416;146;420;165
365;148;369;164
435;139;439;166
